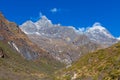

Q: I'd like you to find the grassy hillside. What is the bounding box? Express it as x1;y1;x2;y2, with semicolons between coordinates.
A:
55;42;120;80
0;41;64;80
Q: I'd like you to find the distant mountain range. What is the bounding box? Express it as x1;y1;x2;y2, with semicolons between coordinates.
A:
20;15;118;45
20;15;119;64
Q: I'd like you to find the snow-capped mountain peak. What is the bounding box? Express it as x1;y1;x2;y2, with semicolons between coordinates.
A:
86;22;114;39
91;22;105;31
85;22;118;46
37;15;52;24
87;22;106;32
35;15;53;29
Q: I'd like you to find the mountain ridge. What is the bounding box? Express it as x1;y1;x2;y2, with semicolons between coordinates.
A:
20;15;118;64
20;15;118;42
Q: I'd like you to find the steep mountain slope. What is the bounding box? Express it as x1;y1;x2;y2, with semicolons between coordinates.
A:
0;12;64;80
55;42;120;80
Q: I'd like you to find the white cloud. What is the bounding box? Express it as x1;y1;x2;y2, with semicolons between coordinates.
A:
50;8;58;13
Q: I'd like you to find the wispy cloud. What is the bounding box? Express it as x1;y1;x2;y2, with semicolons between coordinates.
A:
50;8;59;13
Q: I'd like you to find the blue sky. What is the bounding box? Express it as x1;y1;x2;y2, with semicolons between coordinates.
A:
0;0;120;37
